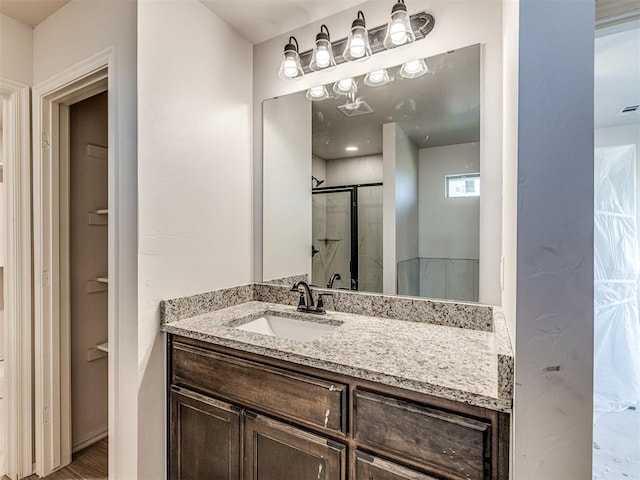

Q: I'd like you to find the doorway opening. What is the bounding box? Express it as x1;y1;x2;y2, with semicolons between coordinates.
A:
593;16;640;480
33;54;114;479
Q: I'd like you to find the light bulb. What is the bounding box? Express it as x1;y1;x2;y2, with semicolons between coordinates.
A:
338;78;353;91
315;48;331;68
308;86;325;98
349;36;366;58
368;70;385;83
283;57;298;78
390;21;407;45
404;60;422;73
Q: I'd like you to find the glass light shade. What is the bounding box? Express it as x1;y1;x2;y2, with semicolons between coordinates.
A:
279;37;304;80
364;69;390;87
305;85;330;101
399;58;428;79
310;26;336;71
383;1;416;49
344;12;371;62
333;77;357;96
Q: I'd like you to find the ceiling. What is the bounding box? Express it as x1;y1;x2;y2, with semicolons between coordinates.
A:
310;44;480;160
199;0;366;44
0;0;70;27
595;22;640;129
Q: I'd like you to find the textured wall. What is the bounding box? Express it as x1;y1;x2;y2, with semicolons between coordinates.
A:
514;0;595;477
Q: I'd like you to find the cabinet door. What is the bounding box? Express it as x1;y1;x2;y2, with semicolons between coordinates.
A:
170;387;241;480
244;412;346;480
355;452;439;480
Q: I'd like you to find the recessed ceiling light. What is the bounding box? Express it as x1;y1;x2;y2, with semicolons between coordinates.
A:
346;146;359;152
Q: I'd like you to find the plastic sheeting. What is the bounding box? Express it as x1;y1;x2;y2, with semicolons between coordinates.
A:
594;144;640;416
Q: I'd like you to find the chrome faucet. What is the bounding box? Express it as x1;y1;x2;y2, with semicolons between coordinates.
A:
327;272;341;289
290;281;329;314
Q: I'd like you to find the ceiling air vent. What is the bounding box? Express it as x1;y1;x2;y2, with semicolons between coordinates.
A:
337;98;373;118
619;105;640;115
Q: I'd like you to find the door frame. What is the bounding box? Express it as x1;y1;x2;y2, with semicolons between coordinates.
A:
0;78;33;479
32;49;115;477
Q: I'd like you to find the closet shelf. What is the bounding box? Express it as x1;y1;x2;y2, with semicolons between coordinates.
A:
88;209;108;225
87;277;109;293
87;342;108;361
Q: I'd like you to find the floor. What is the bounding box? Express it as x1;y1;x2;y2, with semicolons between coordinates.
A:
593;406;640;479
16;439;108;480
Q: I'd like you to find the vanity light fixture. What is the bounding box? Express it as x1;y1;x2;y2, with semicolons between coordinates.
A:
383;0;415;49
278;6;435;80
333;77;357;96
364;69;390;87
310;25;336;71
278;36;304;80
344;11;372;62
306;84;330;101
399;58;428;79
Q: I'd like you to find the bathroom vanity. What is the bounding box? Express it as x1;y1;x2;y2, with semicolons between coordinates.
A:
161;284;513;480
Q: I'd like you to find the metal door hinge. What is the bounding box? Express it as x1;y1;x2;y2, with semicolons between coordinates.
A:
41;132;50;149
42;269;50;287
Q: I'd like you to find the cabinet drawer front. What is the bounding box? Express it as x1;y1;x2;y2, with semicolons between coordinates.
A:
355;452;439;480
172;342;347;433
244;413;346;480
170;388;240;480
354;390;490;480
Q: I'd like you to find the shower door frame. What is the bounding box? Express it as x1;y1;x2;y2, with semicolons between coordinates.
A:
312;182;382;290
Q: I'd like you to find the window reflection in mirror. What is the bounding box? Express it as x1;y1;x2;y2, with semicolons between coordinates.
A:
263;43;481;302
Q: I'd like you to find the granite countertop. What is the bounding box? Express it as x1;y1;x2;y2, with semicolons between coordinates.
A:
161;300;513;412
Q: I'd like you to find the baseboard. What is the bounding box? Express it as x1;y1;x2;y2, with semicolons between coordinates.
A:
72;428;108;453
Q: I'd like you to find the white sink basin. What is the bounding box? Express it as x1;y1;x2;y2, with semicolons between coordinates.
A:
236;314;339;342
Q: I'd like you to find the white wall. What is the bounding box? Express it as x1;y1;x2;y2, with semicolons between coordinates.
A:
501;0;519;345
418;142;480;260
263;92;311;281
325;154;383;186
596;124;640;149
393;125;419;265
253;0;503;305
312;155;327;183
514;0;594;478
382;123;419;294
137;0;253;477
33;2;138;478
0;13;32;85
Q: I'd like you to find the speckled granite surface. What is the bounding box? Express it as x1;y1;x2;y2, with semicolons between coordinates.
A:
263;273;309;286
161;285;253;324
254;283;495;331
161;300;513;412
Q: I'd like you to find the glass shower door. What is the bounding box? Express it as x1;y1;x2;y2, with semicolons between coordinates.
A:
312;190;352;289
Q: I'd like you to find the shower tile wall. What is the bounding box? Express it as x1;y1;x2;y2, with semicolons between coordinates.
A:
419;258;480;302
358;186;383;293
312;192;351;290
397;258;420;297
420;259;446;298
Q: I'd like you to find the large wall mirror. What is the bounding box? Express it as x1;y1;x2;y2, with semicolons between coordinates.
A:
263;43;481;302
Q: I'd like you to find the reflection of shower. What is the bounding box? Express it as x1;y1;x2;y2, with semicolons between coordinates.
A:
312;176;325;188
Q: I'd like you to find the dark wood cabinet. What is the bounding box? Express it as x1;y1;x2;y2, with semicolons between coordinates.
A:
244;412;346;480
170;388;241;480
168;335;510;480
354;452;439;480
354;389;491;479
